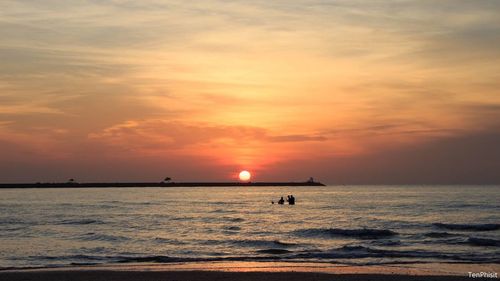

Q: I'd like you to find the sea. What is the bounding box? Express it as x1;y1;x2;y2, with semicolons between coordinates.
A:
0;185;499;269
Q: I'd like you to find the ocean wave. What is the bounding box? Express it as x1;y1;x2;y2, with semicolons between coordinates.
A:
198;239;222;245
170;216;195;221
32;254;109;262
209;209;224;213
22;254;213;265
78;232;130;242
466;237;500;247
32;254;198;264
293;228;397;239
256;249;292;255
224;217;245;222
292;245;499;263
0;218;31;225
0;225;27;232
223;226;241;231
369;239;402;246
20;246;500;268
293;245;436;260
59;219;105;225
154;237;187;245
423;232;461;238
115;255;276;264
117;256;196;263
433;223;500;231
273;240;298;246
209;201;245;205
231;239;299;248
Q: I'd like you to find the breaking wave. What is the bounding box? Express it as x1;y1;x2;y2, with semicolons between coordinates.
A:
231;239;299;248
78;232;130;242
423;232;461;238
433;223;500;231
58;219;105;225
256;249;292;255
466;237;500;247
293;228;397;239
293;245;500;263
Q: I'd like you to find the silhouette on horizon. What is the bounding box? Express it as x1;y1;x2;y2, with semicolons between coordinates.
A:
0;179;325;188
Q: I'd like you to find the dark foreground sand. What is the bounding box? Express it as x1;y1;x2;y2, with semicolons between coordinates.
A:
0;270;477;281
2;262;497;281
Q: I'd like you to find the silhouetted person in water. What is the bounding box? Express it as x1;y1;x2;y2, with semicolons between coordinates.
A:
287;195;295;205
278;197;285;205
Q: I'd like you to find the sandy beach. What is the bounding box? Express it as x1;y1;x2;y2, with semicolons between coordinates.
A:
0;270;475;281
1;262;498;281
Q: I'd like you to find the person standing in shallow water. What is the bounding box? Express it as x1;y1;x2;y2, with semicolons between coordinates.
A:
278;197;285;204
288;195;295;205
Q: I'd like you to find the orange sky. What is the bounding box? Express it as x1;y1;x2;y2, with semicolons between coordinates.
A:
1;1;500;183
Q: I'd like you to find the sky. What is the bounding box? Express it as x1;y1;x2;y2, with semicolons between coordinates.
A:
1;0;500;184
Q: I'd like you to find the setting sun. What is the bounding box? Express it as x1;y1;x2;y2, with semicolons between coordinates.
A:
239;171;251;182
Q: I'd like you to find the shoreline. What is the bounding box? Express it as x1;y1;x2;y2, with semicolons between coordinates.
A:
0;181;325;188
1;261;498;281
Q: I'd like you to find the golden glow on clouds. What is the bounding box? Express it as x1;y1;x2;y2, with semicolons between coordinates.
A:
1;0;500;182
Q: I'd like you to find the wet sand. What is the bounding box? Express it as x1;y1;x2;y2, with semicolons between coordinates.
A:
2;261;498;281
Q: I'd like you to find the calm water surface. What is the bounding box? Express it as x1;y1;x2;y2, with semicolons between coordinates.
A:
0;185;499;268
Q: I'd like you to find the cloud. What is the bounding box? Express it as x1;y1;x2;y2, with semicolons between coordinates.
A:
89;119;327;152
264;127;500;184
268;134;327;142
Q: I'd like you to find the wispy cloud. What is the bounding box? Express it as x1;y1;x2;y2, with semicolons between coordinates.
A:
89;119;327;152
